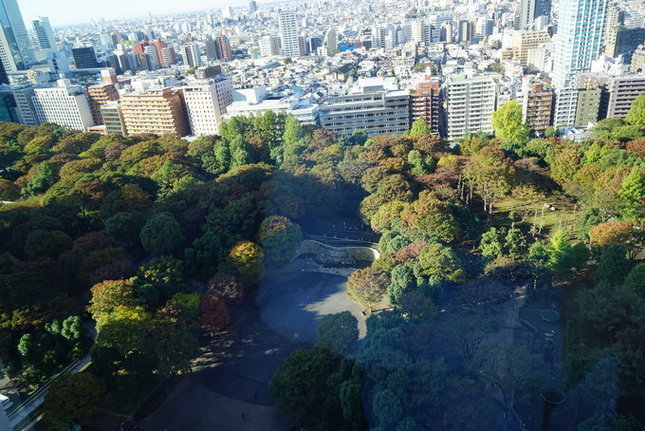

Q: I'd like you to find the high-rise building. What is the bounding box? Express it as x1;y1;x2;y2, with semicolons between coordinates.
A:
259;35;281;57
182;75;233;136
249;0;258;14
215;34;232;61
183;44;202;68
412;20;431;45
519;0;552;29
551;0;608;89
630;45;645;73
0;0;34;71
521;79;554;133
72;47;101;69
32;17;56;51
409;78;443;136
32;79;95;131
554;88;579;126
278;10;300;57
205;36;218;61
458;20;473;44
446;75;498;140
133;39;174;66
120;87;188;137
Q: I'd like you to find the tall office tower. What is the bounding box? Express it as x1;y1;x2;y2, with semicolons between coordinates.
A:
215;34;233;61
259;35;281;57
12;85;38;125
72;47;101;69
205;36;218;61
32;17;56;50
32;79;95;131
521;78;554;133
183;44;202;67
410;78;443;136
0;0;34;71
249;0;258;14
551;0;608;89
519;0;552;29
446;75;498;140
278;10;300;57
120;87;188;137
324;28;337;54
182;75;233;136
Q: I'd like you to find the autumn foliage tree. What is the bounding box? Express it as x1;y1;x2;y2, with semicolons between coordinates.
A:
200;295;230;335
347;266;389;309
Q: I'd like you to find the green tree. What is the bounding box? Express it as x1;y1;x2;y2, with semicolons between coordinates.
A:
418;242;465;282
316;311;359;354
624;263;645;294
619;167;644;218
95;305;153;357
139;212;184;254
504;227;526;259
258;216;302;264
492;100;529;143
625;94;645;127
88;279;139;320
594;244;630;286
463;146;515;213
410;117;431;136
227;241;263;283
43;373;104;431
480;227;503;260
24;161;58;196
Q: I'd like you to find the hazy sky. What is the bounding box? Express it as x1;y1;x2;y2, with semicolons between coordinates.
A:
18;0;251;27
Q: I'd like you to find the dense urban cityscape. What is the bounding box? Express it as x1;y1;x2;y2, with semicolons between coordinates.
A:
0;0;642;430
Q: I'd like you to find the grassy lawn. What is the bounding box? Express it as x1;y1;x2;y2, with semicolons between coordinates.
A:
493;193;579;236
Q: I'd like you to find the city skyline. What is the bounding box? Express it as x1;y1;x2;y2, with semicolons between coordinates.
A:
18;0;267;26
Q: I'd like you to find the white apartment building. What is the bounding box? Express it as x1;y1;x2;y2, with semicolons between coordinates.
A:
31;79;94;131
554;88;579;127
278;10;300;57
446;75;498;140
181;75;233;136
259;35;281;57
319;80;410;137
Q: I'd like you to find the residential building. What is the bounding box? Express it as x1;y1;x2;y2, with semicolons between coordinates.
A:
515;30;551;66
101;101;127;135
446;75;498;140
521;79;554;133
72;47;101;69
605;75;645;118
119;87;188;137
278;10;300;57
32;79;94;131
630;45;645;73
551;0;608;89
554;88;579;126
409;78;443;136
87;82;119;125
320;79;410;136
32;17;56;51
605;27;645;59
575;88;601;126
183;44;201;68
205;36;217;61
259;35;281;57
215;34;232;61
181;75;233;136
